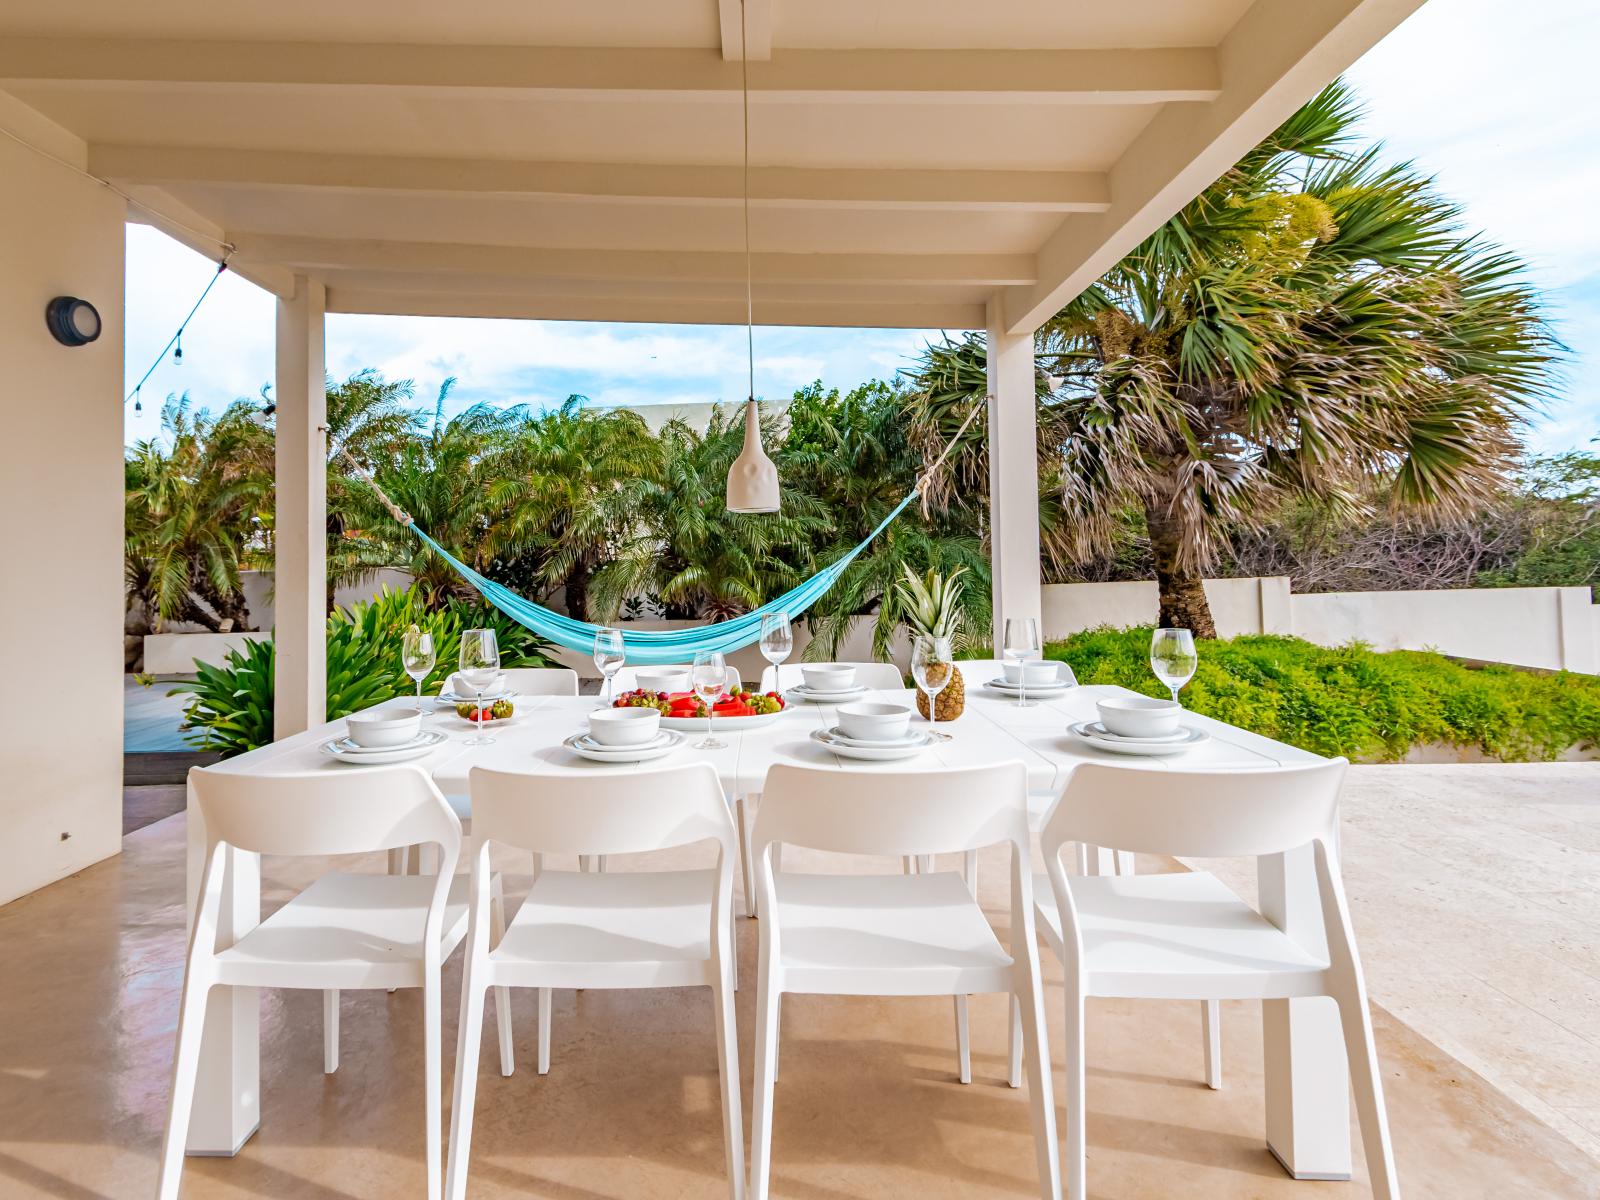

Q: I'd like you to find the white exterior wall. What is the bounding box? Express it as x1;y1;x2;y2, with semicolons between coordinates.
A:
0;112;126;904
1041;577;1600;674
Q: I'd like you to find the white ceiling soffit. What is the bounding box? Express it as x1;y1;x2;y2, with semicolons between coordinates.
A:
0;0;1428;331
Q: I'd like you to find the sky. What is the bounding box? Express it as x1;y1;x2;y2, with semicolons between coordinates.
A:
123;0;1599;454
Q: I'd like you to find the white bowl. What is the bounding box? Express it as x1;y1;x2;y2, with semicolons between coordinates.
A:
1003;660;1060;686
346;707;424;748
836;701;911;742
802;664;857;692
587;705;662;747
633;669;689;694
1096;695;1182;739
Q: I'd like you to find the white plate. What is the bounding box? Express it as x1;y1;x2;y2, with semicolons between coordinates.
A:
786;684;869;703
823;724;928;749
320;730;448;764
573;729;677;754
438;691;512;710
987;677;1071;695
1080;719;1187;745
563;730;685;763
1067;721;1208;757
659;709;786;732
810;727;934;761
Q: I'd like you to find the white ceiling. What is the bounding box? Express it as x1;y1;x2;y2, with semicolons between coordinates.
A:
0;0;1427;330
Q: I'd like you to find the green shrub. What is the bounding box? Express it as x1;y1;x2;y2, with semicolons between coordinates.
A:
1049;627;1600;762
177;585;558;756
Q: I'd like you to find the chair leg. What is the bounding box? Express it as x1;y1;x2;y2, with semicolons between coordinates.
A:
323;988;340;1073
1202;1000;1222;1089
1008;993;1023;1088
491;878;514;1076
1062;976;1087;1200
712;972;746;1200
445;974;487;1200
749;975;782;1200
902;854;916;873
1334;986;1400;1198
155;973;212;1200
954;996;971;1084
736;794;757;918
962;849;978;894
1018;979;1062;1200
424;971;443;1200
537;988;553;1075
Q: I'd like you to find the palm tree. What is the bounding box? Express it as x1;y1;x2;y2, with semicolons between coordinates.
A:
125;395;272;631
909;81;1559;636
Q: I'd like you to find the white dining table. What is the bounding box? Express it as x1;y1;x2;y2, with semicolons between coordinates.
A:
182;671;1353;1181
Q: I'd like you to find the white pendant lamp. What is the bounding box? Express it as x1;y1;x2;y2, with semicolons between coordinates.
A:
725;0;782;514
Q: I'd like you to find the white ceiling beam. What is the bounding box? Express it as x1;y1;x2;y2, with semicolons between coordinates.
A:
0;40;1219;104
325;287;983;331
118;184;295;297
719;0;773;62
230;234;1038;287
90;145;1110;213
1002;0;1427;333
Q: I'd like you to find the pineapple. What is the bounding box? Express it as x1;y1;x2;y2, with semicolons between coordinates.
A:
896;564;968;722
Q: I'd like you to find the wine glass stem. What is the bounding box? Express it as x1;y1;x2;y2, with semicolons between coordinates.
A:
1170;685;1180;705
476;691;483;738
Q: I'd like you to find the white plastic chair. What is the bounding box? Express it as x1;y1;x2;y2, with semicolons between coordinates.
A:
501;666;579;696
757;660;905;693
159;766;471;1200
747;762;1059;1200
1035;760;1399;1200
447;764;744;1200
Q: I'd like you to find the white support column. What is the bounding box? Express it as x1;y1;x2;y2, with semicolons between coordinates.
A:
273;276;327;739
986;296;1042;650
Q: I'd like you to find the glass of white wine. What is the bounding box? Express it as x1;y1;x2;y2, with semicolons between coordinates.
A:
1150;628;1198;704
911;635;954;741
401;624;436;708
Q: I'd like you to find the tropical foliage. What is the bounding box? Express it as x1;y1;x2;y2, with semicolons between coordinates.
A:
1052;627;1600;762
177;585;556;755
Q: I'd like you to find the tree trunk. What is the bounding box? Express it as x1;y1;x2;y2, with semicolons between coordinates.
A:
1144;499;1218;638
564;562;592;624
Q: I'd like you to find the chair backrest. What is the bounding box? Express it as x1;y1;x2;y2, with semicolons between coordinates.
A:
469;763;736;858
753;762;1030;859
1040;760;1347;863
612;663;742;693
502;667;580;696
189;764;461;859
759;661;905;693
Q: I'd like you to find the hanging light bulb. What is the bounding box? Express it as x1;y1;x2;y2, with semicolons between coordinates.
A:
133;386;142;415
724;0;781;514
173;330;183;366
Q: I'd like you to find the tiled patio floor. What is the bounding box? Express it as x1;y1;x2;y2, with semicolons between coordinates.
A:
2;768;1597;1200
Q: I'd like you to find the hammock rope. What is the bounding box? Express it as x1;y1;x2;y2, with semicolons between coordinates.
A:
328;395;987;664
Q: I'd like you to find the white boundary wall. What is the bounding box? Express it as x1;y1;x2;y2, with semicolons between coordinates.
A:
1041;577;1600;674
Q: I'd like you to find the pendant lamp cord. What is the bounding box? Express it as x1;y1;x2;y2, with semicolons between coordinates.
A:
742;0;754;404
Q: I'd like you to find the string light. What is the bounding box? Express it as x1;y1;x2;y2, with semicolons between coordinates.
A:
124;256;230;413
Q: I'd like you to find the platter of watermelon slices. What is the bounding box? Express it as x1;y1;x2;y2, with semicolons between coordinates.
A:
612;686;789;731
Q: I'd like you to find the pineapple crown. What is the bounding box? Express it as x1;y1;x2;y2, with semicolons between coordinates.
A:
895;563;967;644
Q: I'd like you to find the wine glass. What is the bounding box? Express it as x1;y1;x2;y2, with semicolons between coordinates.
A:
692;650;728;749
458;627;500;746
594;627;625;707
911;635;954;742
760;610;792;691
1002;617;1042;708
1150;628;1198;705
401;624;436;708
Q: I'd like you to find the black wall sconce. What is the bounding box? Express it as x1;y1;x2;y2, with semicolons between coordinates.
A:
45;296;102;347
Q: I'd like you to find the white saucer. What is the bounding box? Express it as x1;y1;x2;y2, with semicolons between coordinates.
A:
564;729;684;763
787;684;869;703
987;677;1071;695
811;727;933;761
321;730;448;764
1067;721;1208;757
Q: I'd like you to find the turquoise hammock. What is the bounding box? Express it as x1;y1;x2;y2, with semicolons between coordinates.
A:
407;492;920;665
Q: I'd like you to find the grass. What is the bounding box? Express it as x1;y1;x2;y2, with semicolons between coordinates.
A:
1043;627;1600;762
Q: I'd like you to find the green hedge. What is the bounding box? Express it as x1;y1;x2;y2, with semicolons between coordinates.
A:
1048;627;1600;762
